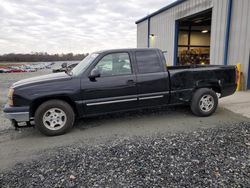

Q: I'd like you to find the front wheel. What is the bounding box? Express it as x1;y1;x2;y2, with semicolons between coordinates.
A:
35;100;75;136
191;88;218;117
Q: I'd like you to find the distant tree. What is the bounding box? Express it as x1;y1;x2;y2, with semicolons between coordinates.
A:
0;52;88;62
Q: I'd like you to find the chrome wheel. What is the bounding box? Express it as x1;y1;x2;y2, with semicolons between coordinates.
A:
199;95;214;112
42;108;67;130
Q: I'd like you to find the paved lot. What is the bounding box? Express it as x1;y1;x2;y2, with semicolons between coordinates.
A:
220;91;250;118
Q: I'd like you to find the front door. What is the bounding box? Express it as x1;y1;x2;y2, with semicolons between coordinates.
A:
81;52;138;115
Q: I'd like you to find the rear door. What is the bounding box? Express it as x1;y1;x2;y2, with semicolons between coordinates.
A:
134;50;170;107
81;52;138;115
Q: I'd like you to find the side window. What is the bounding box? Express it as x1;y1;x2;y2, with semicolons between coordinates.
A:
135;51;163;74
94;53;132;77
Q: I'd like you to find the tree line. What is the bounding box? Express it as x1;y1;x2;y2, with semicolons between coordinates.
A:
0;52;89;62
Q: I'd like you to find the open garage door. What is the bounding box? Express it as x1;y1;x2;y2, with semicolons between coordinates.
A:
176;9;212;65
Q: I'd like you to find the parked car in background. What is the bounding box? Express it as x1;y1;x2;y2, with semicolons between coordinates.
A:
9;67;25;73
21;65;36;72
3;48;237;136
0;63;51;73
24;68;36;72
0;68;11;73
32;64;45;70
52;63;78;73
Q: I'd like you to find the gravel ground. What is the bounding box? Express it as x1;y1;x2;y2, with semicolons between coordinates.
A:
1;122;249;187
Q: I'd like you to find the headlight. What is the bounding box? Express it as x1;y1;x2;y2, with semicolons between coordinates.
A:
7;88;14;106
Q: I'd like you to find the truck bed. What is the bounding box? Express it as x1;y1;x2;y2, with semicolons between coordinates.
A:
167;65;237;104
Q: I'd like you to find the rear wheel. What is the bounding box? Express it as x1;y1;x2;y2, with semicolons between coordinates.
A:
35;100;75;136
191;88;218;117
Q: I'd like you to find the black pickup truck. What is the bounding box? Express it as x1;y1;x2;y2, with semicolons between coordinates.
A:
3;48;237;136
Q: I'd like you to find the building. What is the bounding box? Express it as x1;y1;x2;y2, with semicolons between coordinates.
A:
136;0;250;90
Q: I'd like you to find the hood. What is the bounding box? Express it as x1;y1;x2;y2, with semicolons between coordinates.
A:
12;72;71;88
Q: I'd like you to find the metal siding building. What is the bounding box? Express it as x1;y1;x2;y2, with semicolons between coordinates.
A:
136;0;250;89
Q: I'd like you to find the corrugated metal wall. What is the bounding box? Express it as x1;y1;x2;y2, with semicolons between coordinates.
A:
137;0;215;64
210;0;228;65
136;0;250;88
228;0;250;89
137;21;148;48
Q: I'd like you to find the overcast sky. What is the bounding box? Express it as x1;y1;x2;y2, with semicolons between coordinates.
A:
0;0;175;54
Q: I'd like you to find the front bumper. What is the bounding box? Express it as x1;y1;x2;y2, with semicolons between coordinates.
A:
3;104;30;122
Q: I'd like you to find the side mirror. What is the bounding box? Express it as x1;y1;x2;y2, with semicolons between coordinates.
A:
89;69;100;80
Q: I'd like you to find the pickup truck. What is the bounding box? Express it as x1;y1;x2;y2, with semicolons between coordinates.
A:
3;48;237;136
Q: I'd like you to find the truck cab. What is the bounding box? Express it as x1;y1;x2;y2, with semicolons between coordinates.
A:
76;48;170;115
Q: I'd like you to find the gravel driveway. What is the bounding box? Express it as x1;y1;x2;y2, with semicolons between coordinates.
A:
0;122;249;187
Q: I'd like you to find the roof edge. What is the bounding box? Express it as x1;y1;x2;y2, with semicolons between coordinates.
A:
135;0;187;24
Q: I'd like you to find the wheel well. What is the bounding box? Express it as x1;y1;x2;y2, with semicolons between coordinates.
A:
191;86;221;102
30;96;78;117
194;85;221;94
210;86;221;94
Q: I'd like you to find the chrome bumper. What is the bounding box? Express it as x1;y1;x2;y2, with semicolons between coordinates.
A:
3;104;30;122
4;112;29;122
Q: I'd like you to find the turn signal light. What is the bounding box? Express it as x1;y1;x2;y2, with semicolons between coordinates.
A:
7;88;14;106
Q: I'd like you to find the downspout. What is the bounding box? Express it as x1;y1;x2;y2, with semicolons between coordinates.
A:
147;18;151;48
247;53;250;89
173;20;179;66
223;0;233;65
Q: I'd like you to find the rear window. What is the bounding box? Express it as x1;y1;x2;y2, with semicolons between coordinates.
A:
135;50;163;74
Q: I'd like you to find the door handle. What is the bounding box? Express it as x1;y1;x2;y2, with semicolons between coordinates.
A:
127;79;136;85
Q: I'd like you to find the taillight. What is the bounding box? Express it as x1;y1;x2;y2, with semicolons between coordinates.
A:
235;66;239;84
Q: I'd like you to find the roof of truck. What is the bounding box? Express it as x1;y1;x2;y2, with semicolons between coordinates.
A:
94;48;160;54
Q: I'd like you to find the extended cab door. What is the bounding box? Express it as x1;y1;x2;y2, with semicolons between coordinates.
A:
134;50;170;107
81;52;138;115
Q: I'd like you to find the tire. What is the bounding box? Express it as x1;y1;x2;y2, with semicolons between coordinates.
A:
190;88;218;117
34;100;75;136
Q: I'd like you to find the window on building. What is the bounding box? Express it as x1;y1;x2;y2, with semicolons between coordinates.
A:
135;51;163;74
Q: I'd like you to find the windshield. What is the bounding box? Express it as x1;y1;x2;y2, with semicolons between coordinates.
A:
71;53;99;76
